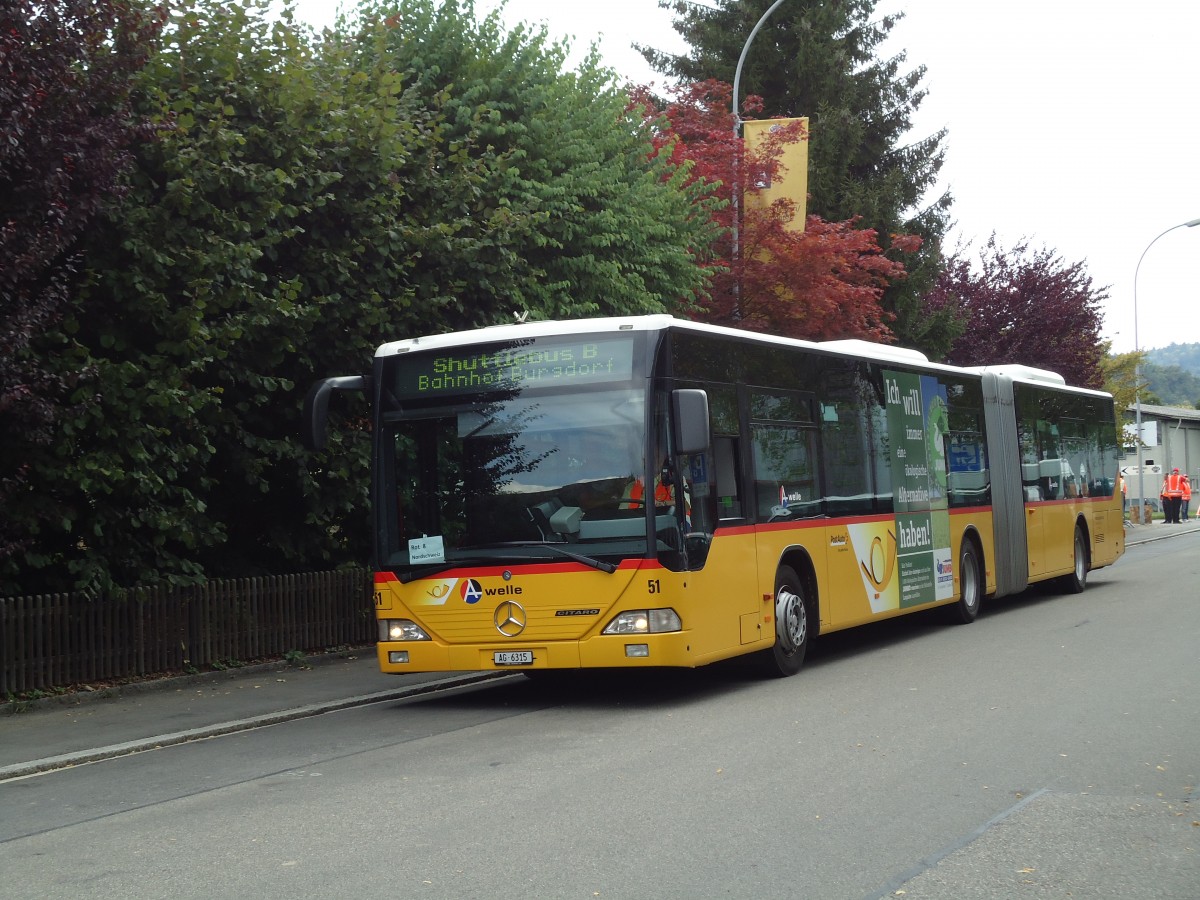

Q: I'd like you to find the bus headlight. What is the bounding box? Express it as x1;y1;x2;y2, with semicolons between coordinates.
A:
378;619;431;642
602;608;682;635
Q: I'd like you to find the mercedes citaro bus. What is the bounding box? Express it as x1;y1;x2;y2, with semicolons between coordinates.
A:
304;315;1123;677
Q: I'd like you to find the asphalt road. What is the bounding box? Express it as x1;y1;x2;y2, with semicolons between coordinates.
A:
1;528;1198;899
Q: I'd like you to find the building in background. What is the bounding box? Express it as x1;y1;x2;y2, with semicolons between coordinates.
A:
1120;403;1200;512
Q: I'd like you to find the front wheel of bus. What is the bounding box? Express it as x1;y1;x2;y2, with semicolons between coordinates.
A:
758;565;809;677
1060;524;1089;594
948;540;983;624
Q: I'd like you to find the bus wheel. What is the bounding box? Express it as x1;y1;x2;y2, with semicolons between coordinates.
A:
757;565;809;677
947;539;983;624
1060;525;1089;594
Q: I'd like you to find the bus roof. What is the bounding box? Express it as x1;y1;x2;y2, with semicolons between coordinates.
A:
374;314;680;357
374;314;933;362
375;315;932;361
972;364;1112;400
968;363;1066;386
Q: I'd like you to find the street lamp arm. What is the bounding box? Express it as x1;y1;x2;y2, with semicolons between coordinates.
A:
1133;217;1200;308
732;0;788;128
1130;215;1200;518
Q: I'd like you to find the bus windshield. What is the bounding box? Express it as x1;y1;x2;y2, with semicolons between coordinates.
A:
380;387;662;571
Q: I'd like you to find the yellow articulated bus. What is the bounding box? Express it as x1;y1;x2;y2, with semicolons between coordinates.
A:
304;315;1124;677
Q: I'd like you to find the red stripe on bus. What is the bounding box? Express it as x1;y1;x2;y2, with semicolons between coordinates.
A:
376;558;653;581
718;506;998;537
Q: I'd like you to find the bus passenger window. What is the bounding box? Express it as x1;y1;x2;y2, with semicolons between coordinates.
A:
751;424;820;520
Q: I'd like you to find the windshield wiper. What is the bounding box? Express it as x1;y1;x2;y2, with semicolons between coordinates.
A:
491;541;619;574
396;556;491;584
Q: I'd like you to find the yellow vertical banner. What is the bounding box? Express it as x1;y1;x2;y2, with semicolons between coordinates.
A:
742;117;809;231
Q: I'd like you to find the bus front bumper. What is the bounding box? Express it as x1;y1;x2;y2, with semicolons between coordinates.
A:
376;631;699;673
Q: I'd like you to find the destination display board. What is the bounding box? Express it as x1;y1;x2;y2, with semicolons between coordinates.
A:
391;335;637;400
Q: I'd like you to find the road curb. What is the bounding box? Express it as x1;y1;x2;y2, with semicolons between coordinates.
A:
0;671;507;782
1124;522;1200;547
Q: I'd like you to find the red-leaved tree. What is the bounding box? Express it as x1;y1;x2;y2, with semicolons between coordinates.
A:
931;235;1108;388
631;80;921;341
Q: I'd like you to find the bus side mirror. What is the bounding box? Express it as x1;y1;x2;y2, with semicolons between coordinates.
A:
672;389;710;455
303;375;370;451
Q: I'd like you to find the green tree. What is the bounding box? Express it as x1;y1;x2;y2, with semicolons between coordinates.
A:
640;0;958;356
0;0;162;585
6;0;457;592
1142;362;1200;408
1098;344;1147;418
1147;342;1200;378
4;0;719;594
1143;344;1200;406
10;2;353;591
349;0;720;324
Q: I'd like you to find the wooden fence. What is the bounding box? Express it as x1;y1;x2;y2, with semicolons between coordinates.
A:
1;569;374;696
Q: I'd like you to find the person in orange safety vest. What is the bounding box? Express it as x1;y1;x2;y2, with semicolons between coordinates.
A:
1160;468;1185;524
621;460;691;521
1182;473;1192;522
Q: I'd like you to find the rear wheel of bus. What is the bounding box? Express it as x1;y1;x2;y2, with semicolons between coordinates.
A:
757;565;810;677
1059;523;1089;594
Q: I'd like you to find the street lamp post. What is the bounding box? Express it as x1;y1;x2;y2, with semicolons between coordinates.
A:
730;0;788;320
1131;216;1200;520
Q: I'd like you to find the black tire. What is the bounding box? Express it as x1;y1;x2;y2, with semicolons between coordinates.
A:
1059;524;1089;594
947;539;983;624
755;565;810;677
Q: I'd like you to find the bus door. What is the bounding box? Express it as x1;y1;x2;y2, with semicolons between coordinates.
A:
668;384;762;655
1018;419;1046;577
1022;484;1045;577
747;388;822;621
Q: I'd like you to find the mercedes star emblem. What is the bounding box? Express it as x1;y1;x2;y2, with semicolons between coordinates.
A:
494;600;527;637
